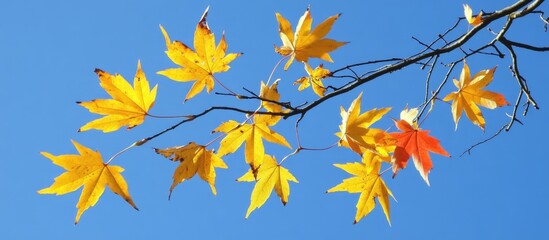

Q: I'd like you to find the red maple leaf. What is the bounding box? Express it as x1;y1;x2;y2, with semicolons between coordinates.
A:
390;120;450;185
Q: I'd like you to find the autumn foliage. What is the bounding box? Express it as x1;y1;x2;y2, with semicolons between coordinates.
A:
42;3;541;225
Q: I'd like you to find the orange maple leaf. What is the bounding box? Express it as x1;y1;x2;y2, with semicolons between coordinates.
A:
390;120;450;185
158;7;241;101
463;4;483;27
336;93;394;156
442;61;509;130
275;7;348;70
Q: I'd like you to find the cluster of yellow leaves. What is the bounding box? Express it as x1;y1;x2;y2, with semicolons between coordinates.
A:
330;93;398;224
214;80;299;217
275;7;346;97
329;57;510;223
214;79;291;173
78;61;157;133
220;8;348;217
41;4;513;225
329;93;451;223
158;7;241;101
38;141;138;224
155;142;227;198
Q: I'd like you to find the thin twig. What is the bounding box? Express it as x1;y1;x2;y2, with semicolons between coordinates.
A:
417;62;457;121
460;124;508;156
500;37;539;109
423;55;439;104
503;38;549;51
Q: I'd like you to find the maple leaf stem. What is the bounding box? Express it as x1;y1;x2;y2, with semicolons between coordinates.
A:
379;166;393;176
279;148;300;165
294;113;337;150
266;55;290;86
212;75;238;96
106;142;137;165
248;106;262;124
300;142;339;151
205;133;226;147
278;113;339;165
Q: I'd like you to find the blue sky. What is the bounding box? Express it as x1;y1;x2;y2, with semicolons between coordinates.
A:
1;0;548;239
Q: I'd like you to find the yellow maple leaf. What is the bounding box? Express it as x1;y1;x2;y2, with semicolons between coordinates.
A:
275;7;348;70
327;151;394;225
158;8;241;101
294;62;331;97
213;119;291;174
78;61;158;133
336;93;394;156
38;140;138;224
237;155;298;218
442;61;509;130
463;4;483;27
155;142;227;198
253;80;286;126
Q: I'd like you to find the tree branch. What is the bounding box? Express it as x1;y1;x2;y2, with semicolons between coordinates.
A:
136;0;545;153
283;0;539;119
